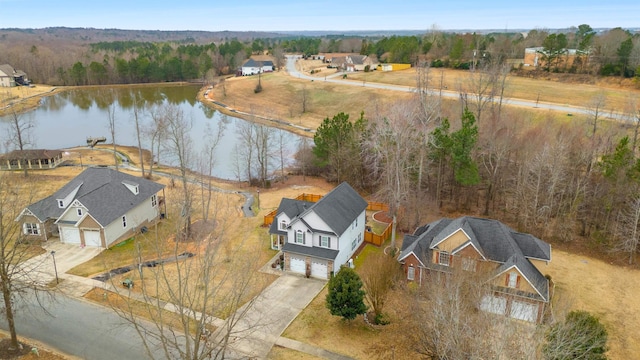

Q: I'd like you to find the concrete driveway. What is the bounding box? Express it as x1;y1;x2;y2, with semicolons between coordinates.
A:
19;241;103;285
220;274;326;359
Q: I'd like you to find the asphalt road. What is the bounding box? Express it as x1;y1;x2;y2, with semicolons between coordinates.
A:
0;291;170;360
285;55;631;121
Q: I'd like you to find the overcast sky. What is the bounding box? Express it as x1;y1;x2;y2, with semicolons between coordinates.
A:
1;0;637;32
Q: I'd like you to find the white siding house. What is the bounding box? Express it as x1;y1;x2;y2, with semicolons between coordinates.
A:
241;59;274;76
18;167;165;248
271;182;367;279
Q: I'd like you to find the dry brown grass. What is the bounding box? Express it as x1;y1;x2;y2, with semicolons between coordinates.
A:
267;346;325;360
545;250;640;359
0;85;63;117
0;332;71;360
84;287;213;334
341;66;640;111
206;71;412;137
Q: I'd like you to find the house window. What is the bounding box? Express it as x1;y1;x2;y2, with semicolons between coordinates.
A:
320;235;330;248
77;208;83;216
280;220;287;230
295;230;304;244
407;265;415;281
462;258;476;272
122;215;127;228
438;251;450;266
57;200;64;208
23;223;40;235
351;238;357;250
151;195;157;207
507;272;519;288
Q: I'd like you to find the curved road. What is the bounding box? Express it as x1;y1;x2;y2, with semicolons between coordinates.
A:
0;291;171;360
285;55;632;121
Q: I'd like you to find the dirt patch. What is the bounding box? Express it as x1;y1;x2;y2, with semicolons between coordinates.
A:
0;337;66;360
372;211;393;224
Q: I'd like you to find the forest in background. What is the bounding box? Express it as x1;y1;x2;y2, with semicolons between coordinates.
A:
1;25;639;86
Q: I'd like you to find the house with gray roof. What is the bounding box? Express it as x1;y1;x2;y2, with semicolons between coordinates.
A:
398;216;552;323
0;64;29;87
0;149;64;170
271;182;368;279
16;167;165;248
241;59;274;76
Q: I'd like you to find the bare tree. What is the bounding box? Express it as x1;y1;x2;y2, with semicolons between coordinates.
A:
4;108;35;177
108;195;267;360
614;195;640;264
299;85;309;114
198;121;225;223
0;174;52;353
407;267;541;359
358;252;400;324
106;101;119;170
163;104;193;240
132;95;146;177
586;91;607;136
145;104;168;178
364;100;421;247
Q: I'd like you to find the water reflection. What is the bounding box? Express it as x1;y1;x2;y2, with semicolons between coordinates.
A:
1;85;299;180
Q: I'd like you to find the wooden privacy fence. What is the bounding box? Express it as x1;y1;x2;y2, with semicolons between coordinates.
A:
263;193;393;247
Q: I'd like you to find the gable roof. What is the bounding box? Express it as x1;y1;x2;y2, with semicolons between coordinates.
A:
399;216;551;301
0;64;15;77
268;198;314;235
299;182;367;236
242;59;260;68
23;167;164;226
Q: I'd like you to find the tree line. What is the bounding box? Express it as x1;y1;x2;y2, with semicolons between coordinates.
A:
301;62;640;264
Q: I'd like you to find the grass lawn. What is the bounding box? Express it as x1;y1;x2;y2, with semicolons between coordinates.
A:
267;346;325;360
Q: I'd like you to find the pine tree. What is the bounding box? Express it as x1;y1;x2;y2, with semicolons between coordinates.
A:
326;267;367;321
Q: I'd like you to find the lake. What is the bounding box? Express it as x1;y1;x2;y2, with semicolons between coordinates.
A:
1;85;300;180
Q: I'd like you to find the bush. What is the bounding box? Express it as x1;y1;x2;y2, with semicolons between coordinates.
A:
326;267;367;321
543;310;607;360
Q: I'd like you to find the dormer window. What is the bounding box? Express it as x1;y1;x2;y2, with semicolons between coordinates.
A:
280;220;287;230
57;200;64;208
77;208;83;216
122;181;139;195
506;272;520;288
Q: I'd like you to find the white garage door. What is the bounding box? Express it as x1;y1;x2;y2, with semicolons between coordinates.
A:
61;227;81;244
311;259;328;279
480;295;507;315
510;301;538;323
83;229;102;247
289;256;306;275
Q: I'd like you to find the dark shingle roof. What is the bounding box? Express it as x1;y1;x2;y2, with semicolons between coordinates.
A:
25;167;164;226
400;216;551;301
242;59;260;67
300;182;367;236
1;149;62;161
282;242;340;260
269;198;314;235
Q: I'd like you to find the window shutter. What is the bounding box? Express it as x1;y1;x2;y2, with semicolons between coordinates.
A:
22;223;27;234
449;254;453;266
505;274;510;286
36;223;41;234
516;275;521;288
303;232;306;245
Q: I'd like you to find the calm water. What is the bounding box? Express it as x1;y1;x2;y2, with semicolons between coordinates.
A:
1;85;299;180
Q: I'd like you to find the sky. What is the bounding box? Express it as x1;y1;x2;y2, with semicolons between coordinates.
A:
1;0;638;32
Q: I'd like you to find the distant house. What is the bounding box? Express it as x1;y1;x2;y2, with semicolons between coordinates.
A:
0;149;64;170
0;64;29;87
398;216;552;323
271;182;368;279
16;167;165;247
241;59;274;76
329;55;378;72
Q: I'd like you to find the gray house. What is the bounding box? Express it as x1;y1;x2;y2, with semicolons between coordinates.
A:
398;216;552;323
17;167;165;247
271;182;368;279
